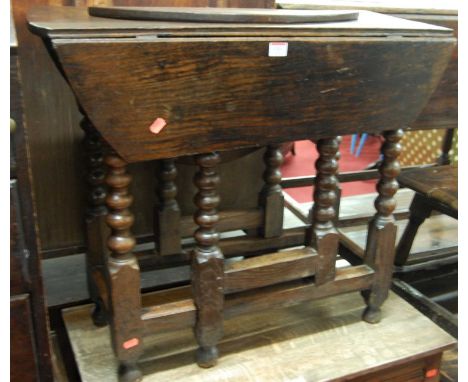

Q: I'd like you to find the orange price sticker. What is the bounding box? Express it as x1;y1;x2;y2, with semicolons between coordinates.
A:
425;368;439;378
123;338;139;350
149;118;167;135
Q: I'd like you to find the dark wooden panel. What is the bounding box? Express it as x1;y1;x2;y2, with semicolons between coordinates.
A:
54;37;453;162
276;3;458;131
10;6;54;378
408;16;457;131
10;295;39;382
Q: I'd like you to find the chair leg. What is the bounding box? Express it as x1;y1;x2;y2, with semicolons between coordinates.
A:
81;116;109;327
394;193;432;266
104;151;143;382
362;129;403;324
192;152;224;368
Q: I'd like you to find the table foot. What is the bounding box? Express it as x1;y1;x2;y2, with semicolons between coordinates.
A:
196;346;219;368
118;361;142;382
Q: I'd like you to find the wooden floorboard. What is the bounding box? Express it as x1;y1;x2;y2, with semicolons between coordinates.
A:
62;291;455;382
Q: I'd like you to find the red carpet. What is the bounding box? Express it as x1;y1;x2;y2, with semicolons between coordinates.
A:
281;135;381;203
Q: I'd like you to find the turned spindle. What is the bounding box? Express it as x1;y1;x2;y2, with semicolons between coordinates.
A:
192;152;224;368
81;116;109;327
154;159;182;256
362;129;403;324
308;137;341;285
259;144;284;238
105;151;143;382
82;117;107;218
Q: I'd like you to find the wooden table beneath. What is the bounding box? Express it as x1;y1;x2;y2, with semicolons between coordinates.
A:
63;290;455;381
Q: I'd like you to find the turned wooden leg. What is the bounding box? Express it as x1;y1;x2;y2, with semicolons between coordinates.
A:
362;129;403;324
192;152;224;368
437;128;455;165
154;159;182;256
259;144;284;238
307;137;341;285
105;152;143;382
394;193;432;266
81;116;109;327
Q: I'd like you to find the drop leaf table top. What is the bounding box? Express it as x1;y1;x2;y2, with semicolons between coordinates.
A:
28;6;454;162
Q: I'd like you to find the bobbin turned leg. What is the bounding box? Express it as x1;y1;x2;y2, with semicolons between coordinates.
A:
104;152;143;382
81;116;109;327
307;137;341;285
259;144;284;238
192;152;224;368
362;129;403;324
154;159;182;256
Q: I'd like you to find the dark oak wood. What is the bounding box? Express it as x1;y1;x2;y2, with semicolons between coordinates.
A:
89;6;359;23
362;129;403;324
81;116;110;326
398;165;457;212
191;153;224;368
277;1;458;132
45;34;453;162
154;159;182;255
10;16;53;380
10;295;39;382
224;248;317;293
307;137;340;285
395;193;434;266
104;151;144;382
180;208;263;237
141;265;374;333
259;144;284;237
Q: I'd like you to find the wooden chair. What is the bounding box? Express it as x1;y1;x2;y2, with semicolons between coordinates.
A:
394;165;457;267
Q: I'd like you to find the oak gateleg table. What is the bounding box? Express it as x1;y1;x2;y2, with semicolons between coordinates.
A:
28;6;454;381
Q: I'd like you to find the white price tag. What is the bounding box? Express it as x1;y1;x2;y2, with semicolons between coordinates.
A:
268;42;288;57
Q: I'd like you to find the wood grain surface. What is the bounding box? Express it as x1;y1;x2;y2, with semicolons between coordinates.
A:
50;35;453;162
63;291;456;381
398;165;457;210
276;2;458;132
